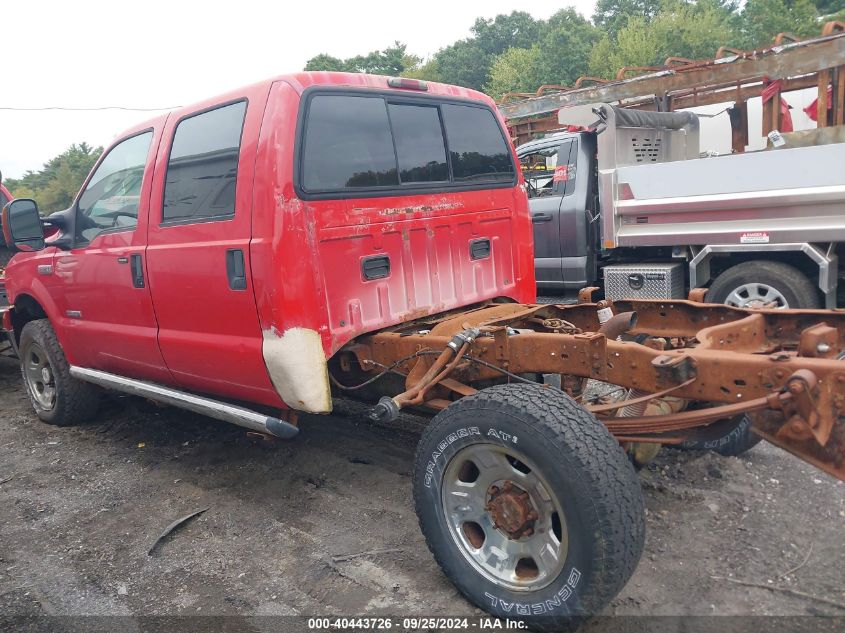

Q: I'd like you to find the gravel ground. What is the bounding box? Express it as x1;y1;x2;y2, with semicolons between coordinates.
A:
1;353;844;627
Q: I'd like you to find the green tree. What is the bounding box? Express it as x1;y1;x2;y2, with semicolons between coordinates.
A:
593;0;663;37
739;0;820;47
5;143;102;212
304;42;419;76
814;0;845;15
486;47;545;98
533;10;600;85
434;11;544;91
432;39;491;91
402;58;442;82
589;1;738;78
485;9;599;98
303;53;351;72
471;11;542;54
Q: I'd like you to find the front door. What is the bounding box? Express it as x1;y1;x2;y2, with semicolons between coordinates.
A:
521;140;572;289
145;96;279;407
52;128;172;383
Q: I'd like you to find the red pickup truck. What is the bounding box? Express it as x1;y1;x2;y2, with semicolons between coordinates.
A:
4;72;845;628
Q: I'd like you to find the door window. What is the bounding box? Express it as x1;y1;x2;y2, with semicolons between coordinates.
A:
520;140;576;200
162;101;247;224
76;131;153;243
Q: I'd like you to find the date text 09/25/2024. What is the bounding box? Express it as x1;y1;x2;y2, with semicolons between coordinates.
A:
307;617;527;630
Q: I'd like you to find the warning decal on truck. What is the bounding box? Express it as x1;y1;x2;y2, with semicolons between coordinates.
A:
740;231;769;244
552;165;569;183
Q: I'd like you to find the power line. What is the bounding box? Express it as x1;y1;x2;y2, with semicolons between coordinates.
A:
0;105;180;112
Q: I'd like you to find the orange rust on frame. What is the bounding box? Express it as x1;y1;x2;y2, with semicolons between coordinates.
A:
347;300;845;480
687;288;709;303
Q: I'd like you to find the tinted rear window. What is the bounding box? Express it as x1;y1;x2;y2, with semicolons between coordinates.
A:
299;92;514;196
388;103;448;183
163;101;247;223
441;104;515;183
302;96;398;190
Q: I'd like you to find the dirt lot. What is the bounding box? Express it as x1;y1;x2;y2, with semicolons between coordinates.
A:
1;352;844;626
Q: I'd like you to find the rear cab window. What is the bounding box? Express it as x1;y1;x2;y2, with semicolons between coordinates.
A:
296;91;515;198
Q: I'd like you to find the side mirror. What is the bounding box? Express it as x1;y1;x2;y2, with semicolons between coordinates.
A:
2;198;46;252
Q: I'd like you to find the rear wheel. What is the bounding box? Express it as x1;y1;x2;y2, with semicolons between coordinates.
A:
413;384;645;629
19;319;99;426
706;260;819;310
680;413;762;457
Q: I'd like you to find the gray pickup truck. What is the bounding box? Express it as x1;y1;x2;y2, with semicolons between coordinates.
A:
518;104;845;310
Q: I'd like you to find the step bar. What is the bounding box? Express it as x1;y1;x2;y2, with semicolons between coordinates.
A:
69;366;299;439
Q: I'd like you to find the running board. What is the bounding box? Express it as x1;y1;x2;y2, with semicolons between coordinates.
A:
69;366;299;439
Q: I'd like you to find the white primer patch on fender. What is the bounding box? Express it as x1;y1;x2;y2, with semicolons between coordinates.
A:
262;327;332;414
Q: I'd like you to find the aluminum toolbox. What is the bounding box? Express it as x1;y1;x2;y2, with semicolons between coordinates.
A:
603;263;684;300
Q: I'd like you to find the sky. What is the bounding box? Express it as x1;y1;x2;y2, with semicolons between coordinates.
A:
0;0;597;181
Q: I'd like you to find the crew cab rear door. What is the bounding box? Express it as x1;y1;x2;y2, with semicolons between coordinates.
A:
145;90;280;407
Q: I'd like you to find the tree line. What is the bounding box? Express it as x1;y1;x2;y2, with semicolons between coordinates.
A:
4;143;102;211
304;0;845;99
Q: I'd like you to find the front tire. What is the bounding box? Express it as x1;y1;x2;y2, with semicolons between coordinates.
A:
413;384;644;629
19;319;99;426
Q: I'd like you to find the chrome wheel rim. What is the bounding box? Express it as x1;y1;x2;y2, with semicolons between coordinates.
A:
441;443;568;591
24;343;56;410
724;283;789;309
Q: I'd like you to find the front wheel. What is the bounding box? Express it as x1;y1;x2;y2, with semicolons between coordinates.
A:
413;384;645;629
19;319;100;426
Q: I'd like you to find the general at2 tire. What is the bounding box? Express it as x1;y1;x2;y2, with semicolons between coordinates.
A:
18;319;100;426
413;384;645;629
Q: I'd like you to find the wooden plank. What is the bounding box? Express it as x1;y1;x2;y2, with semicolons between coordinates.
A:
835;66;845;126
762;93;774;135
771;83;782;132
500;34;845;120
818;69;831;127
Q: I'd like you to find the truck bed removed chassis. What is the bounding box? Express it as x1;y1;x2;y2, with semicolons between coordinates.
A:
339;294;845;481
